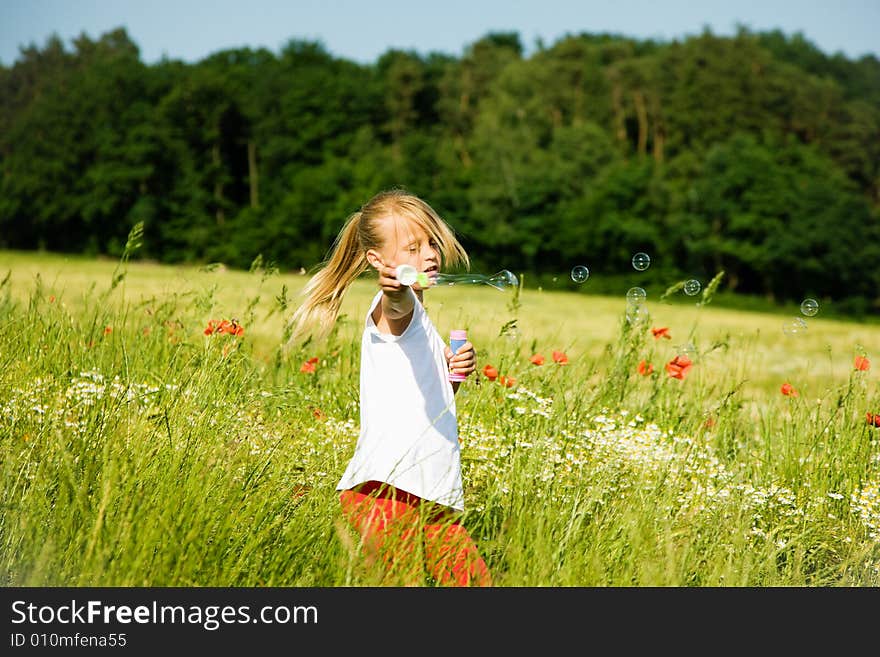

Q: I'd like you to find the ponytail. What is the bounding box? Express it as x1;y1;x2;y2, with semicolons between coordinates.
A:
287;211;368;344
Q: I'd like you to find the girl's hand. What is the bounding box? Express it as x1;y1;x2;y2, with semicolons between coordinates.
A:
445;340;476;379
376;263;404;293
374;262;415;327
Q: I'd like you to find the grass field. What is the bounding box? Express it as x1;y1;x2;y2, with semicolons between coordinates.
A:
1;248;879;586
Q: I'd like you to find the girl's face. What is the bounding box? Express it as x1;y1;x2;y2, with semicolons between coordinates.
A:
370;213;440;280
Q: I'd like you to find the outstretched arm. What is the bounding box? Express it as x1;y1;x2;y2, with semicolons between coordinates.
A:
371;263;416;335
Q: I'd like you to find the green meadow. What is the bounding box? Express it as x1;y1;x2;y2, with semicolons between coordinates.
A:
1;248;878;586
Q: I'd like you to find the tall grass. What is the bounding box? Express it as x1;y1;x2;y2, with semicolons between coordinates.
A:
1;247;878;586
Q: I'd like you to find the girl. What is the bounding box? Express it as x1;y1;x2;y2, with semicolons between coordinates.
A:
289;189;492;587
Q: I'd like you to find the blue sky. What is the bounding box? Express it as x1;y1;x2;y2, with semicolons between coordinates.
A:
2;0;878;66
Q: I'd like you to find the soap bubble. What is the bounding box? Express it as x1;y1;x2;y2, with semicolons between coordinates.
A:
626;304;650;325
632;252;651;271
782;317;808;336
800;298;819;317
626;287;647;304
684;279;702;296
432;270;518;291
487;270;519;291
571;265;590;283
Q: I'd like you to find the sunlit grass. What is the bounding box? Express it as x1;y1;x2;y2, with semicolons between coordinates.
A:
1;249;878;586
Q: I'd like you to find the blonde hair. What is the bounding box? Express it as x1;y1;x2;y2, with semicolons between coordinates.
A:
287;189;469;343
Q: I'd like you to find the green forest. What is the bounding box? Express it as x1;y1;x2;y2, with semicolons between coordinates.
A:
1;26;879;313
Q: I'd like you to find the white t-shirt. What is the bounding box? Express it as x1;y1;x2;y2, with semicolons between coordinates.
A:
335;287;465;510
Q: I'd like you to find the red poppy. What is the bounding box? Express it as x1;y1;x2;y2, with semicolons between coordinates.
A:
103;326;112;335
780;382;798;397
665;355;692;379
300;356;319;374
854;356;870;371
204;319;245;337
637;359;654;376
866;412;880;428
311;406;326;420
218;319;241;336
482;364;498;381
703;416;716;430
651;327;671;340
552;350;569;365
498;375;516;388
530;354;545;366
48;295;55;303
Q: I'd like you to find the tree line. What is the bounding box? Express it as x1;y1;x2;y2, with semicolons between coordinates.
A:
1;26;878;312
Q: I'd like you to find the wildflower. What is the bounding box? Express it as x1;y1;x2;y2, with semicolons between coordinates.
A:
854;356;870;371
552;350;569;365
498;375;516;388
142;326;152;336
204;319;244;337
530;354;545;366
866;412;880;428
311;406;326;420
482;364;498;381
651;327;671;340
223;319;244;337
48;295;55;303
103;326;112;336
637;360;654;376
780;382;798;397
703;416;716;430
300;357;319;374
665;355;692;380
